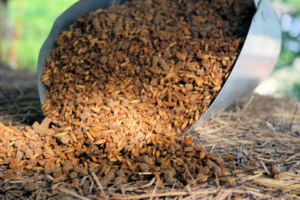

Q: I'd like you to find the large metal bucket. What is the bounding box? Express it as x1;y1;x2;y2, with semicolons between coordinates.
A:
37;0;282;137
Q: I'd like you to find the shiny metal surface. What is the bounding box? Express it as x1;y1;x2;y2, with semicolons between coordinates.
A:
37;0;281;138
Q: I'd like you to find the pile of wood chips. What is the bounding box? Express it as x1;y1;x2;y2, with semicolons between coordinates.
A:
0;119;239;186
0;0;262;192
1;84;299;200
41;0;254;148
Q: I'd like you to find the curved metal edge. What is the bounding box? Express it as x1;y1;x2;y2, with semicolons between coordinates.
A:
180;0;282;138
253;0;261;9
37;0;128;106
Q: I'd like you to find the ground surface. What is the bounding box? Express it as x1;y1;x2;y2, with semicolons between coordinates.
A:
0;67;300;200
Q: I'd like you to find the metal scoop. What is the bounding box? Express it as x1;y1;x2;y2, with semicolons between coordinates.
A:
37;0;281;137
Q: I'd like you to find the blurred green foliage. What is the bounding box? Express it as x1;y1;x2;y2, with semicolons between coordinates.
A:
270;0;300;100
274;0;300;69
281;0;300;8
3;0;77;69
291;83;300;99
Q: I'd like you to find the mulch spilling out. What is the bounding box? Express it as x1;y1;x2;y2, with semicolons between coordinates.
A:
41;0;254;148
0;69;300;199
0;0;299;198
18;0;256;194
